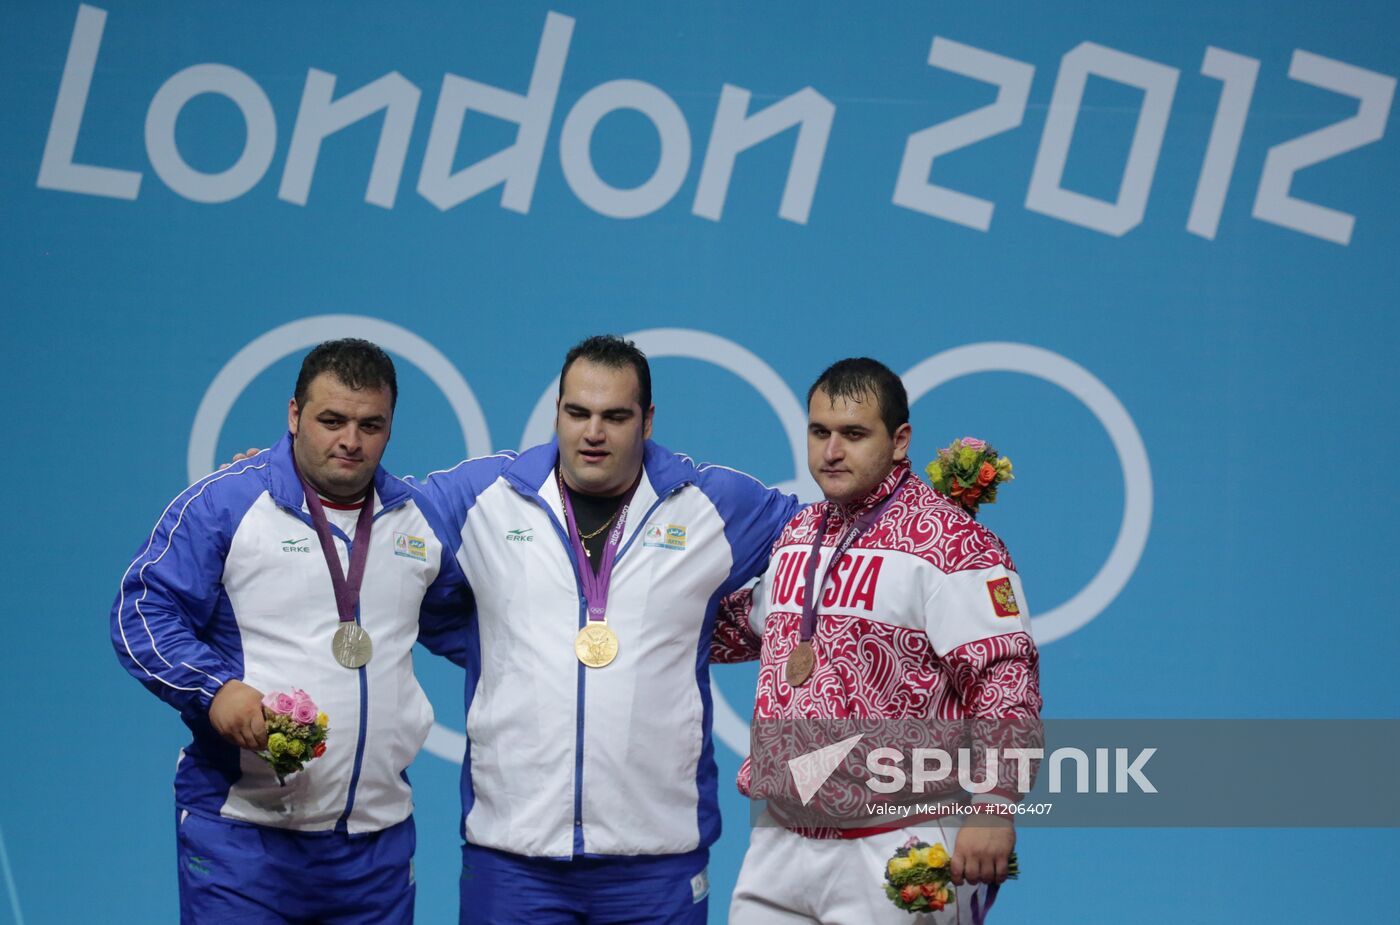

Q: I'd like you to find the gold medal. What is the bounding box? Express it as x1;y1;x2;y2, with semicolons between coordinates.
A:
575;623;619;668
785;640;815;687
332;622;373;669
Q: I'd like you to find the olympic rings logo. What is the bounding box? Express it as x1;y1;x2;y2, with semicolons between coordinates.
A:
189;315;1152;760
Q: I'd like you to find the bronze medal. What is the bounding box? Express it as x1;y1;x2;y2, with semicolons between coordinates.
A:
332;622;373;669
785;640;815;687
575;622;619;668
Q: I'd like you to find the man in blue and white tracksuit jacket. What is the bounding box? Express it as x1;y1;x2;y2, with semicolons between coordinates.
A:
417;436;796;922
111;342;470;923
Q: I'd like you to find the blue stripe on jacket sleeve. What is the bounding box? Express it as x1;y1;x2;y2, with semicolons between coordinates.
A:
110;459;267;719
695;463;800;596
408;452;515;536
691;463;799;847
410;484;476;669
405;456;509;837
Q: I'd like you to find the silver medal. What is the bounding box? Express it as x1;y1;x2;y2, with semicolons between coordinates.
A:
332;622;373;669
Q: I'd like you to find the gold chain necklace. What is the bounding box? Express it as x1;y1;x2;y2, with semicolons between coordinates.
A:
577;513;618;542
558;470;620;552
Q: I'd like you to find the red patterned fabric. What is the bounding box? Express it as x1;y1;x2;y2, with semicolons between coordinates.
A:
719;461;1042;827
711;586;762;664
783;463;1015;573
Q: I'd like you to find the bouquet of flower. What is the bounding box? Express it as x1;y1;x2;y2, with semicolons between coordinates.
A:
258;689;329;785
884;837;1018;914
924;437;1013;516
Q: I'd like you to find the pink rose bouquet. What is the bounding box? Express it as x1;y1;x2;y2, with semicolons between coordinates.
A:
258;688;330;785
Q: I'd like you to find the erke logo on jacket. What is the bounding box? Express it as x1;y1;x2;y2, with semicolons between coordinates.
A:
280;537;311;553
504;528;535;543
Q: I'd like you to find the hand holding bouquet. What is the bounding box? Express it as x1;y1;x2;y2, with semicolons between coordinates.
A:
884;837;1018;915
924;437;1013;517
257;689;329;785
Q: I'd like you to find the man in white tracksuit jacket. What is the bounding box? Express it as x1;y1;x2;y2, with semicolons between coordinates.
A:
416;335;798;923
112;340;471;923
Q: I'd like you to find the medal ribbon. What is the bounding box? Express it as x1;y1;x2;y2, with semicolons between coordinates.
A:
798;471;909;642
559;468;642;625
971;882;1000;924
296;465;375;626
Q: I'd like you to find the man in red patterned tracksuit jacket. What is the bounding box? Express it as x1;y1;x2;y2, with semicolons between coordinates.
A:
713;357;1042;924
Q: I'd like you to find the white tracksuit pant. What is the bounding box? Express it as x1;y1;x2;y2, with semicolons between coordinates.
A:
730;814;989;925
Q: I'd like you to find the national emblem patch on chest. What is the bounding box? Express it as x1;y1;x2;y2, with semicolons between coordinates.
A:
393;532;428;561
986;576;1020;617
643;523;687;551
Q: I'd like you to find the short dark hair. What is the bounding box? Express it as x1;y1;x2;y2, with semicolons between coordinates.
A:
294;338;398;409
559;335;652;411
807;357;909;435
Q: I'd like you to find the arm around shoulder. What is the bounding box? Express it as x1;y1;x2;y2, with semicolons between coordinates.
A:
711;586;763;664
697;464;800;594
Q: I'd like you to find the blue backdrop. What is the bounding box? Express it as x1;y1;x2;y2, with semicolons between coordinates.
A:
3;2;1398;921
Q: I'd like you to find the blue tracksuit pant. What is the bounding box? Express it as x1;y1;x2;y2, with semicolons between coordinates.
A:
177;809;415;924
460;841;709;924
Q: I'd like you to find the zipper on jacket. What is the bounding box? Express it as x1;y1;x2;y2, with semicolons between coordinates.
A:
334;497;413;832
517;492;591;853
281;494;410;833
532;483;687;855
335;618;370;833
